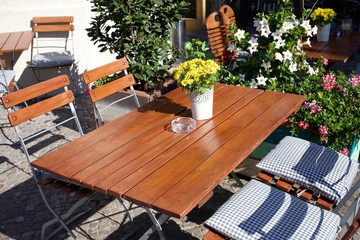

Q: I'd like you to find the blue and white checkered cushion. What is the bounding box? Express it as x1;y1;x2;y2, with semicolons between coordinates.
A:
31;50;73;68
256;136;359;202
205;180;340;240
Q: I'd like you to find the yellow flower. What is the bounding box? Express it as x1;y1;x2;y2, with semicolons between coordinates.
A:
172;58;220;93
310;8;336;27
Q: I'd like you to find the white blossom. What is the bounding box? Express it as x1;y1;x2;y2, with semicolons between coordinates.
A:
261;61;271;71
306;37;312;47
275;38;285;49
257;75;268;85
234;29;246;41
271;30;283;41
239;74;246;82
253;19;261;32
289;62;297;72
296;39;302;50
282;50;293;61
250;79;258;88
227;43;236;52
260;26;271;38
275;52;283;62
248;45;258;54
308;65;316;75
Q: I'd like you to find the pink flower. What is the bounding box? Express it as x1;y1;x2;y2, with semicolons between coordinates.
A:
298;121;309;129
322;74;336;90
84;88;90;95
323;58;328;66
303;100;322;115
349;75;360;87
339;147;349;156
318;125;329;137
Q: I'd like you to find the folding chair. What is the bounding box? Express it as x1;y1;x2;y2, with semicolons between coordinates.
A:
0;48;16;95
204;136;359;240
205;11;227;64
82;58;140;127
29;16;75;92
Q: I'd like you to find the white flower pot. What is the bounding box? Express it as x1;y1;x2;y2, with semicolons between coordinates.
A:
189;87;214;120
317;23;331;42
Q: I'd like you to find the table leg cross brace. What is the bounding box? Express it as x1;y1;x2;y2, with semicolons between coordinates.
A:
140;208;170;240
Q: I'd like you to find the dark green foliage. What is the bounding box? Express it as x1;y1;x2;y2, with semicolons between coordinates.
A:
87;0;189;90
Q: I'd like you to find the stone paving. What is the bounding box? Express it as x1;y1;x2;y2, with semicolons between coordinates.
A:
1;54;360;239
0;94;242;240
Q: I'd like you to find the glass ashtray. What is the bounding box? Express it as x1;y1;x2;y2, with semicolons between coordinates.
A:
171;117;196;134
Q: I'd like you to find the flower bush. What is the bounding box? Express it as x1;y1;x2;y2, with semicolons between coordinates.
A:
223;0;318;92
289;69;360;152
310;8;336;27
217;0;359;153
172;58;220;94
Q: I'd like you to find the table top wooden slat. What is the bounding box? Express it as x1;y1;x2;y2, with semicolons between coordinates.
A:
0;31;33;53
31;84;306;220
31;88;187;173
304;32;360;63
152;92;306;218
105;86;262;197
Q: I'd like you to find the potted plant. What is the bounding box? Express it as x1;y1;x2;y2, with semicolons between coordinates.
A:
310;7;336;41
172;58;220;120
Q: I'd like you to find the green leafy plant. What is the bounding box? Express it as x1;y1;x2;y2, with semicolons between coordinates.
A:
86;0;189;90
172;58;220;94
184;38;210;60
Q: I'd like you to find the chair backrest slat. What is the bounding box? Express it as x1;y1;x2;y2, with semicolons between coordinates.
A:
7;90;75;126
89;74;136;103
2;75;70;108
82;58;130;85
33;16;74;24
33;25;74;33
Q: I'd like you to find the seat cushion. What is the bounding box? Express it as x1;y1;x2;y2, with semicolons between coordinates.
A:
205;180;340;240
256;136;359;202
30;50;73;68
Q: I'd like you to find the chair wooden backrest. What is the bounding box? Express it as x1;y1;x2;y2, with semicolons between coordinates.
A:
82;57;140;126
205;5;237;64
2;74;80;128
31;16;74;53
205;12;226;63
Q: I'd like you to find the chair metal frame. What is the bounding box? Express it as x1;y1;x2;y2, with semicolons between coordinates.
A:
2;74;88;239
0;48;16;95
29;16;75;92
82;58;140;126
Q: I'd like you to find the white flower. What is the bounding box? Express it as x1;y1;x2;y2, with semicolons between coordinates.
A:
289;62;297;72
275;52;283;62
271;30;282;41
253;19;261;32
259;18;269;27
260;26;271;38
275;38;285;49
227;43;236;52
308;65;316;75
261;61;271;71
282;50;293;61
248;45;258;54
234;29;246;41
296;39;302;50
257;75;268;85
239;74;246;82
281;21;294;32
305;37;311;47
250;79;258;88
300;20;312;31
312;26;318;35
249;37;258;47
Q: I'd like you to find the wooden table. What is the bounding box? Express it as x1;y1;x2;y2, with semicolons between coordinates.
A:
31;84;306;239
0;30;33;68
304;32;360;63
